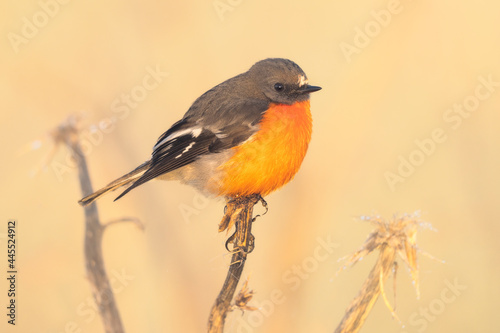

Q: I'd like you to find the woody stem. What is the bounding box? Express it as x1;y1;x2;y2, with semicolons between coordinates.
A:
207;194;260;333
61;120;125;333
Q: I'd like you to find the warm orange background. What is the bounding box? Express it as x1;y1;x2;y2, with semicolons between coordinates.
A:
1;1;499;332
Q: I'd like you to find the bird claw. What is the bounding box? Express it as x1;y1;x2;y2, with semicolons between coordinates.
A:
225;230;255;254
252;195;268;222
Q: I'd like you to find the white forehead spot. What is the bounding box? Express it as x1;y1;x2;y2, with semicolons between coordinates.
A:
298;75;308;87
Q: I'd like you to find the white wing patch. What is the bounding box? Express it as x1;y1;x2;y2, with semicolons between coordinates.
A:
154;127;202;150
175;142;196;159
191;128;202;138
215;131;229;139
298;74;308;87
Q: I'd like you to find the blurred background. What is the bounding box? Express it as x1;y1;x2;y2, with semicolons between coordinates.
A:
1;0;499;332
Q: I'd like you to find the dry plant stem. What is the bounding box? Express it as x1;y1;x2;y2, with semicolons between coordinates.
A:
207;195;260;333
63;126;125;333
335;244;396;333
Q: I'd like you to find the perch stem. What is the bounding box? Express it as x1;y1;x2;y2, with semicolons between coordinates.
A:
207;194;260;333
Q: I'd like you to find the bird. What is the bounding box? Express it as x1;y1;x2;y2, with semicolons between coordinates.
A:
78;58;321;207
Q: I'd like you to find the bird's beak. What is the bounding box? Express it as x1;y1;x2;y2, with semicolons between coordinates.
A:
299;85;322;94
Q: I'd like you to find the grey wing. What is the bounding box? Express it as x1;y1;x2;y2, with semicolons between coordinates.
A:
113;98;269;200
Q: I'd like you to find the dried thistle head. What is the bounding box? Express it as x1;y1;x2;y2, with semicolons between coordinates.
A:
339;211;433;299
334;212;437;333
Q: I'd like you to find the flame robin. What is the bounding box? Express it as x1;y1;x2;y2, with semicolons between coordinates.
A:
79;58;321;206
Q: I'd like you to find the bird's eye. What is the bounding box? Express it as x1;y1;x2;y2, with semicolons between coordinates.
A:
274;83;284;92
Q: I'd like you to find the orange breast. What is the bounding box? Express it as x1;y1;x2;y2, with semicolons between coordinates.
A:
218;100;312;197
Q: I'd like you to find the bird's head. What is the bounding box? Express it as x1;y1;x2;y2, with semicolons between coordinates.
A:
247;58;321;105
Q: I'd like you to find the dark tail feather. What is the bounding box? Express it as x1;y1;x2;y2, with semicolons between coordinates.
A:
78;161;151;206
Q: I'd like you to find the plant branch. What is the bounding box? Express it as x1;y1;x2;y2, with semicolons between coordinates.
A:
55;116;125;333
334;213;426;333
207;194;261;333
335;244;396;333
